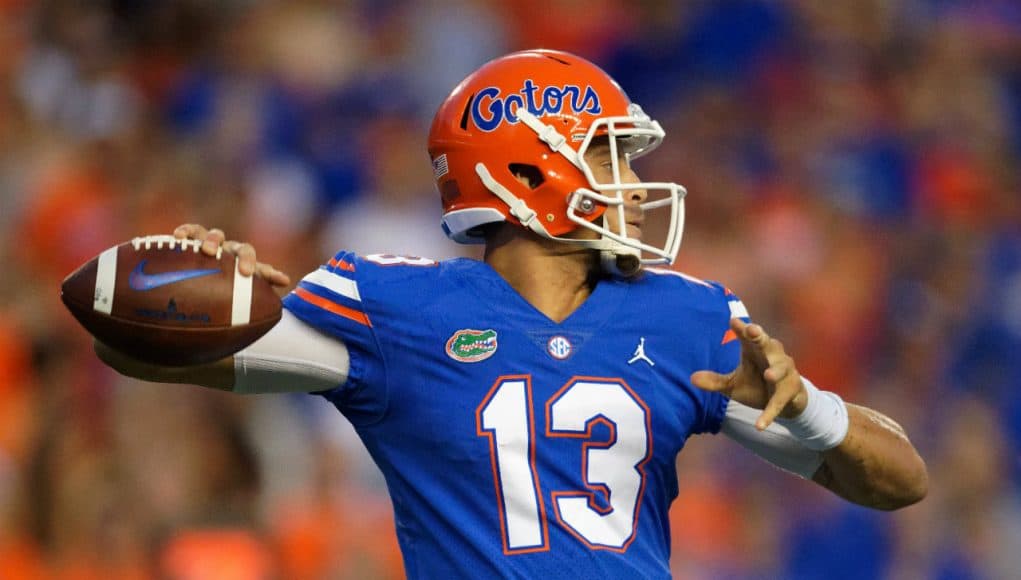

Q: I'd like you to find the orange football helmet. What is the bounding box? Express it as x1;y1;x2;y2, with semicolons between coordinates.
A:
428;49;686;275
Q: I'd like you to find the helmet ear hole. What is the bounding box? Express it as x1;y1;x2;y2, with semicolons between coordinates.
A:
508;164;545;190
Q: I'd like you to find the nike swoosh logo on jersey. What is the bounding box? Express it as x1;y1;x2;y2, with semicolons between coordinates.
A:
128;260;220;291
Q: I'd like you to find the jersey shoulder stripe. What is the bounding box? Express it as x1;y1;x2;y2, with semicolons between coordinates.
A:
302;268;362;302
291;250;371;327
328;255;356;272
290;286;371;327
721;294;751;345
728;299;749;319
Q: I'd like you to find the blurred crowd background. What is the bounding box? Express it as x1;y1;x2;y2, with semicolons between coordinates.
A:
1;0;1020;578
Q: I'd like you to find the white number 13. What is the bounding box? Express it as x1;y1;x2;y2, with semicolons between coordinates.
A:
476;376;652;554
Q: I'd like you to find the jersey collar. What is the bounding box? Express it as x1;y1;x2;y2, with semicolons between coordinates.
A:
452;258;631;330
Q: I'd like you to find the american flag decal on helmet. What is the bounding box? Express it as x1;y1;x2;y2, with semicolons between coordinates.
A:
432;154;449;180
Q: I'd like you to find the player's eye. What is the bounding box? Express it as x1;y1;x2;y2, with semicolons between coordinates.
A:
600;155;629;170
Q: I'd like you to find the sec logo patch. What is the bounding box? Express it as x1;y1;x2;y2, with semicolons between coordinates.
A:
547;335;573;360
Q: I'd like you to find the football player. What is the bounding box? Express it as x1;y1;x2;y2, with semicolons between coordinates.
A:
98;50;927;578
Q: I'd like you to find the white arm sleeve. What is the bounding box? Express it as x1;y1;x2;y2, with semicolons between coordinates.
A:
721;399;824;479
232;309;351;394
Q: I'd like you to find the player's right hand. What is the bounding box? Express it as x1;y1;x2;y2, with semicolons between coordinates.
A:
690;318;808;431
173;223;291;287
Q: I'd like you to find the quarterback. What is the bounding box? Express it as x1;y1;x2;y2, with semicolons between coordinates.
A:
98;50;927;578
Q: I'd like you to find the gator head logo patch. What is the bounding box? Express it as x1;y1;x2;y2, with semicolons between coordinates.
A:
446;329;498;363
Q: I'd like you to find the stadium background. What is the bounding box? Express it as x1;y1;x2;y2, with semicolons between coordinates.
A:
1;0;1020;578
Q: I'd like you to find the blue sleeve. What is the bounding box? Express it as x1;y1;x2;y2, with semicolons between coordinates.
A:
697;283;752;435
282;251;388;424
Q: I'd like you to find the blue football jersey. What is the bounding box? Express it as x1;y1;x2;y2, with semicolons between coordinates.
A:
282;252;746;579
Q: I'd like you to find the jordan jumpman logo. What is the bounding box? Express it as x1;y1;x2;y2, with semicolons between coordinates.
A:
628;337;655;366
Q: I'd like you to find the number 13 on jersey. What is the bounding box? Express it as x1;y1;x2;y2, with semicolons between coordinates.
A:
476;375;652;554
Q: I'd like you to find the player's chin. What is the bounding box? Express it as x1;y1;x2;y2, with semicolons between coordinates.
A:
625;224;642;239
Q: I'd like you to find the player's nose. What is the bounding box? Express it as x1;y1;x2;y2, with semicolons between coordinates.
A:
620;167;647;204
626;188;647;204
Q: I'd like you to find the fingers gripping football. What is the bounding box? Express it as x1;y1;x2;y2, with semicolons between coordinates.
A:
173;224;290;286
691;318;808;430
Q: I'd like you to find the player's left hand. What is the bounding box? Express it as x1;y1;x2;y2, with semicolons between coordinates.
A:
690;318;808;430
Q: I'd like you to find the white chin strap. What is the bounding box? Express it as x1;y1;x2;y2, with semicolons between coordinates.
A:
601;242;642;277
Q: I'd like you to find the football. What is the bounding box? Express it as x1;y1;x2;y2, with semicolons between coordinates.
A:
61;235;282;366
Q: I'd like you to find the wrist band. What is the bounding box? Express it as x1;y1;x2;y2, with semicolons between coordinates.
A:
775;378;849;451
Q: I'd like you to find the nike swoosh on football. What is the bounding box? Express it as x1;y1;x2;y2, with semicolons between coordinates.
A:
128;260;221;291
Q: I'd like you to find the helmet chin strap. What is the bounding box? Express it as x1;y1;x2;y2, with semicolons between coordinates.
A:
599;222;643;278
601;246;642;278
